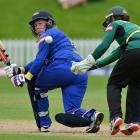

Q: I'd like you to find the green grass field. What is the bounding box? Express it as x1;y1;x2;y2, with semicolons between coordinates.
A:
1;75;137;140
0;0;140;39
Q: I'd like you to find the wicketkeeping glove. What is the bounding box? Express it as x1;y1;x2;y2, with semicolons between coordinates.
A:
10;74;25;87
71;54;96;74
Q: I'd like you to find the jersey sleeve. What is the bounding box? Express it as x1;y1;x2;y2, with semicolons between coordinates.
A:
25;37;50;80
92;22;118;60
19;61;34;74
96;47;121;68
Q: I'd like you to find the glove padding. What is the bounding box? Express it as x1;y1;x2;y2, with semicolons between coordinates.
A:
4;64;20;78
71;54;96;74
11;74;25;87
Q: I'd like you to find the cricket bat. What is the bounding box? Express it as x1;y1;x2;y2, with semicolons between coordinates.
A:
0;40;40;128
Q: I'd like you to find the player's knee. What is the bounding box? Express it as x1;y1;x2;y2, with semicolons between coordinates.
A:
66;108;95;119
38;110;49;117
34;88;48;99
55;108;95;127
34;87;49;114
55;112;92;127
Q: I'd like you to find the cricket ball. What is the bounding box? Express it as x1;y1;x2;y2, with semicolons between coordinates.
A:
45;36;53;44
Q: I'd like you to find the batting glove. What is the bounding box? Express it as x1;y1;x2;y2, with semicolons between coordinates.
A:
10;74;25;87
4;64;20;78
71;54;96;74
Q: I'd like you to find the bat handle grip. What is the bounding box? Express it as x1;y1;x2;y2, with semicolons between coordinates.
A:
6;61;11;66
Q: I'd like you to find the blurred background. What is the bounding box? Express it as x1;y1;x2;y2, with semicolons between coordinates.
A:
0;0;139;75
0;0;139;38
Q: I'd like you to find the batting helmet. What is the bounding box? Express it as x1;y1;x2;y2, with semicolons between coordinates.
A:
103;6;130;27
29;11;56;36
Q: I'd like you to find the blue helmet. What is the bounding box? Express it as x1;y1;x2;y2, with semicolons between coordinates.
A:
29;11;56;36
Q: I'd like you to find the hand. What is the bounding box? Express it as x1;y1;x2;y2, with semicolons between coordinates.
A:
4;64;20;78
71;54;95;74
11;74;25;87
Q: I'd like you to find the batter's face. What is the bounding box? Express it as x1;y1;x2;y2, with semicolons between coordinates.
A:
34;20;47;35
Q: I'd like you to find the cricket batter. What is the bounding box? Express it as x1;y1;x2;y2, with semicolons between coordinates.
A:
5;10;103;132
71;6;140;135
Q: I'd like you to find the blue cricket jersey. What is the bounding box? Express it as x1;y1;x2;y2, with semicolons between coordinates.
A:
23;27;88;114
24;27;83;77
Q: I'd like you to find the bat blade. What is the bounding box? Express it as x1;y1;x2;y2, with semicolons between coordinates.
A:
0;40;6;50
0;40;10;66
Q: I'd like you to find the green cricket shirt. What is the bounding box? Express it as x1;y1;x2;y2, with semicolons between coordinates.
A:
92;20;140;68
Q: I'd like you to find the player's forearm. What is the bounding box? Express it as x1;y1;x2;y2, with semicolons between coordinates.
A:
91;42;109;60
25;43;49;80
92;36;114;60
23;61;34;72
19;61;34;74
96;47;121;68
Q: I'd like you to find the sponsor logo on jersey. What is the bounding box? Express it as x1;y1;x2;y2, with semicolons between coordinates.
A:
105;26;113;31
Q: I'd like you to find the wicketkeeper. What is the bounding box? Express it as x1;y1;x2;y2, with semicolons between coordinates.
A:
71;6;140;135
4;10;104;132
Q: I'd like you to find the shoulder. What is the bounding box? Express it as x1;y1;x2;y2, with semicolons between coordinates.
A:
105;21;121;31
112;20;130;26
46;27;63;35
46;27;65;37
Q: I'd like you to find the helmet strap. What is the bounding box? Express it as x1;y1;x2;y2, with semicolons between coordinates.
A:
46;20;53;29
103;16;114;27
